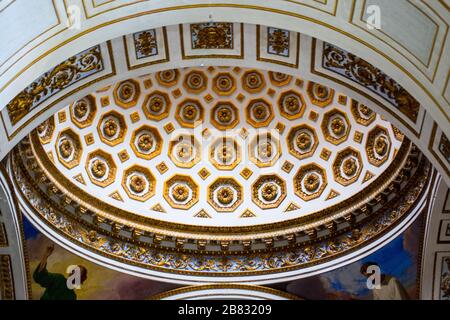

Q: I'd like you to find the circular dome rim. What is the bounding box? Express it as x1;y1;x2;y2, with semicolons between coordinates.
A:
28;129;411;237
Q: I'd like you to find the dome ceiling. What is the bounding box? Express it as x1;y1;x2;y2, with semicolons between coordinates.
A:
32;66;402;228
11;66;430;283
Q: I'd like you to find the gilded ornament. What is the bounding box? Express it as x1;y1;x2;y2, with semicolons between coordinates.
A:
164;175;199;210
176;99;204;128
267;27;290;57
268;71;292;86
307;81;334;107
331;118;345;136
169;135;201;168
213;73;236;96
252;175;286;209
246;99;273;128
218;107;232;123
211;102;239;130
91;159;107;178
217;187;234;205
113;79;141;109
156;69;180;87
190;22;233;49
37;116;56;145
304;173;320;192
85;150;116;187
172;185;189;202
130;175;147;193
207;177;242;212
134;29;158;58
210;137;241;170
7;46;103;125
249;133;280;167
261;183;278;202
131;126;162;160
287;124;318;160
333;148;363;186
350;100;375;126
296;132;312;150
242;70;265;93
122;166;156;201
183;71;207;93
322;43;420;122
59;139;73;158
366;126;391;166
294;164;327;201
74;100;88;118
137;134;154;152
321;109;351;145
143;91;171;121
375;136;388;156
103;119;118;137
343;158;357;176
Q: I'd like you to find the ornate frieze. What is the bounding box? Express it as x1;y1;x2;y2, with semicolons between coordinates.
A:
6;46;104;125
322;42;420;123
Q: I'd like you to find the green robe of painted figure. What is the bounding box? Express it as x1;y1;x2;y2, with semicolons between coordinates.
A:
33;264;77;300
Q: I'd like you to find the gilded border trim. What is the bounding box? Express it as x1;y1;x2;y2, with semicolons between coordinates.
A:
148;284;302;300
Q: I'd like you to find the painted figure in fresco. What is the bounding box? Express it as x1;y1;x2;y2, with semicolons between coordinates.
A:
360;262;409;300
33;244;88;300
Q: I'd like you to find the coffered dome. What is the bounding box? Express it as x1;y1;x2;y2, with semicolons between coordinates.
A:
28;66;403;227
12;66;428;283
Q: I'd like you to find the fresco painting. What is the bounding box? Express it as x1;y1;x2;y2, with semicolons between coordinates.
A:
24;214;423;300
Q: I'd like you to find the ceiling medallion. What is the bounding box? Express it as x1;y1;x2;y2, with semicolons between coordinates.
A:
156;69;180;87
176;99;204;128
130;125;163;160
268;71;292;86
164;175;199;210
36;117;55;144
183;70;208;93
142;90;171;120
122;165;156;201
113;79;141;109
70;94;97;128
333;147;363;186
85;149;117;187
294;163;327;201
252;175;286;209
169;134;201;168
242;70;266;93
321;108;351;145
278;90;306;120
287;124;318;160
307;81;334;107
351;100;375;126
246;98;274;128
249;132;281;167
97;110;127;146
366;125;392;167
212;72;236;96
210;101;239;130
208;177;243;212
55;128;82;169
209;137;241;170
